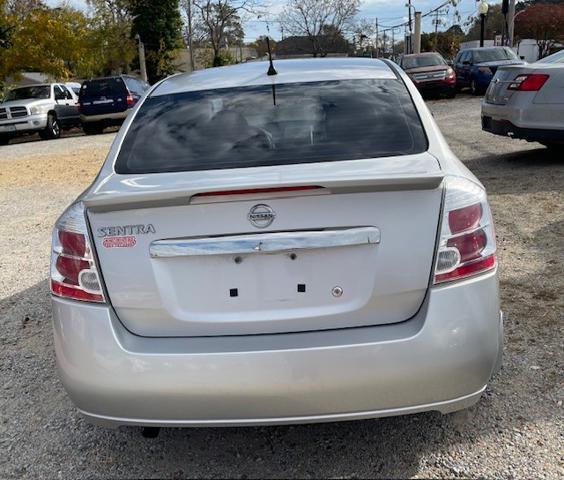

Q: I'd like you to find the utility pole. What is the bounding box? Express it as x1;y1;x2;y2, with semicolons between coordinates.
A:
391;28;395;59
407;0;413;54
375;18;379;58
186;0;195;71
414;11;422;54
507;0;516;47
135;34;148;82
434;10;441;51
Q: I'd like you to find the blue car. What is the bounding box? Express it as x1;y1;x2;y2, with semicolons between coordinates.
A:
453;47;525;95
79;75;150;135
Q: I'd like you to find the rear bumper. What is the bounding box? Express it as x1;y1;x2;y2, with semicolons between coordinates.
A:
482;100;564;142
415;82;456;95
80;111;129;123
0;113;48;134
481;115;564;143
52;271;502;427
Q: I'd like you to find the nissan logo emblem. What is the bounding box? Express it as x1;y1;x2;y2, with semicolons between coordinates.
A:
248;204;276;228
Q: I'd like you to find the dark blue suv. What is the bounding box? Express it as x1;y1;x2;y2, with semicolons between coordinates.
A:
79;75;150;134
453;47;525;95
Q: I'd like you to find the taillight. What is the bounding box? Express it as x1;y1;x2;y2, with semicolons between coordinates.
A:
444;67;456;84
434;177;497;284
51;202;105;302
508;74;549;91
126;94;135;107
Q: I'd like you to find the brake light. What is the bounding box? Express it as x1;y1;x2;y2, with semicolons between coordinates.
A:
193;186;324;197
51;202;105;302
508;74;549;91
434;177;497;284
126;94;135;107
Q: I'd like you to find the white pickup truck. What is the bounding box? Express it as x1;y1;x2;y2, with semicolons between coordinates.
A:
0;83;81;145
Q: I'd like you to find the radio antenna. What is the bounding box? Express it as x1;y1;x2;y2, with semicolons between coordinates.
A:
266;36;277;76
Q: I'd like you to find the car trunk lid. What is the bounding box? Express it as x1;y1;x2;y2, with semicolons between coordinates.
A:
484;65;526;105
86;153;444;337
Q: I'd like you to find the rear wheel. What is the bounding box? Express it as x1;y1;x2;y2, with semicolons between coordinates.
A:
542;142;564;153
82;122;105;135
470;78;481;96
39;114;61;140
0;134;11;145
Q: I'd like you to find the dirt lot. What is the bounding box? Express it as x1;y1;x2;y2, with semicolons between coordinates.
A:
0;95;562;479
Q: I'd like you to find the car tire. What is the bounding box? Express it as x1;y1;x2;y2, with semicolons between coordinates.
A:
39;114;61;140
0;134;11;145
82;123;105;135
470;78;482;96
542;142;564;153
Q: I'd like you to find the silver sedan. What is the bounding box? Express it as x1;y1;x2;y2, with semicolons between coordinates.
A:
481;49;564;151
51;58;502;430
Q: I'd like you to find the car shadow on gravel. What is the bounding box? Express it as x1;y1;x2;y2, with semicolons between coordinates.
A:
1;280;518;479
463;146;563;194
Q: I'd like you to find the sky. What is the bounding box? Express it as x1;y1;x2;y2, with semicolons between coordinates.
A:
47;0;499;43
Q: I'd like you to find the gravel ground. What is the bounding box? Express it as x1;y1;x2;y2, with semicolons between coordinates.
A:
0;95;562;479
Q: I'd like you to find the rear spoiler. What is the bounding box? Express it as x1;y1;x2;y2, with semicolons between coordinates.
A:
84;154;444;212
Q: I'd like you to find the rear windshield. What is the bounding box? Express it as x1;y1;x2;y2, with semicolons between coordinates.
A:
536;50;564;64
80;78;126;98
115;79;428;174
473;48;519;63
402;55;445;69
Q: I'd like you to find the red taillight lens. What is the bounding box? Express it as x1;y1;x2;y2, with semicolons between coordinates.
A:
508;74;549;91
434;178;497;284
51;202;105;303
58;230;86;257
447;229;487;263
448;203;482;234
55;255;90;285
126;94;135;106
434;255;496;283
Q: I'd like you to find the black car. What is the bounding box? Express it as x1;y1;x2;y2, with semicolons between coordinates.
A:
79;75;150;134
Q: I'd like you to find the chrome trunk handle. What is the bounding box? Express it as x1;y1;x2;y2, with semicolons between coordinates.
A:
149;227;380;258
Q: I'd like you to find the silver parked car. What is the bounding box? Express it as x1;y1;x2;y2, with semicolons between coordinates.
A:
51;58;502;429
481;49;564;150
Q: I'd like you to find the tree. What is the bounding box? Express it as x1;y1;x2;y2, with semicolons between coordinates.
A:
516;0;564;12
279;0;360;57
248;35;275;58
0;0;14;50
0;3;99;81
421;25;465;60
515;3;564;59
130;0;183;82
465;4;506;42
86;0;136;75
191;0;254;67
